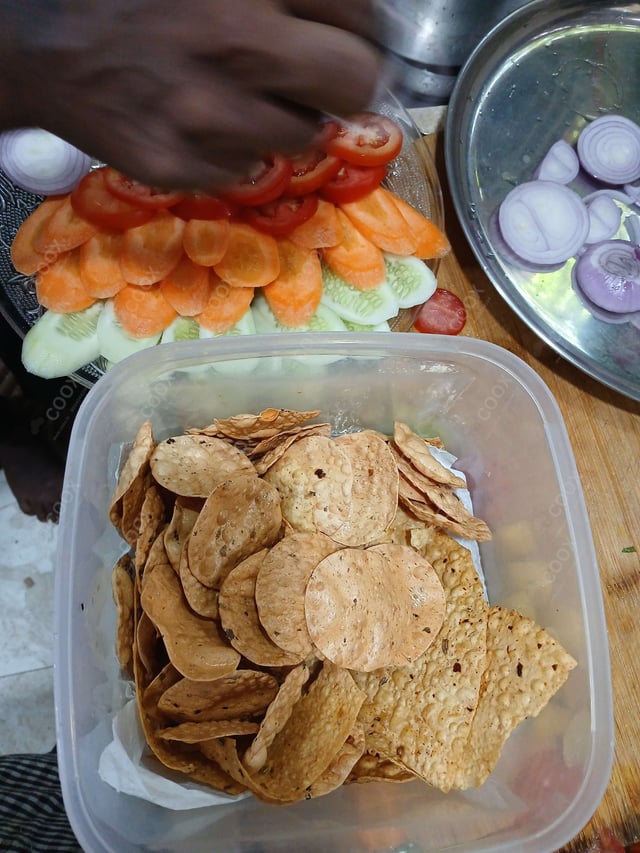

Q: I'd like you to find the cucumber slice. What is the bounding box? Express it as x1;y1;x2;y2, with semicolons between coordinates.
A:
161;316;216;343
342;318;391;332
97;300;161;364
384;253;437;309
320;264;400;325
21;301;104;379
252;293;346;334
215;307;257;337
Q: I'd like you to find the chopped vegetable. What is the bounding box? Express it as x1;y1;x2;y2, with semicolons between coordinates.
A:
387;191;451;259
22;302;104;378
577;114;640;184
242;195;318;237
97;299;161;362
196;275;255;333
182;218;230;267
10;195;66;275
289;198;343;249
322;209;386;291
284;148;342;197
79;231;129;298
498;180;590;266
573;239;640;313
221;153;292;207
112;282;178;337
320;162;387;205
323;112;403;167
340;186;418;255
35;250;97;314
535;140;580;184
34;195;97;256
213;222;280;288
71;167;155;230
413;288;467;335
0;128;91;195
584;194;623;244
119;211;185;286
262;239;323;326
159;255;212;316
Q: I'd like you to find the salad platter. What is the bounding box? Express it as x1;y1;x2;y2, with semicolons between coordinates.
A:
446;0;640;401
0;97;446;388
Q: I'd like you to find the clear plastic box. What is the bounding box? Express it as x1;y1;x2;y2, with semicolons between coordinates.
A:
54;333;613;853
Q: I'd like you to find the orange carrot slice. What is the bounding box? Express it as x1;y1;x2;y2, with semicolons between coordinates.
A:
289;198;343;250
113;283;178;337
35;249;97;313
196;272;254;333
322;209;386;291
34;195;98;256
120;211;185;286
159;254;212;316
10;196;67;275
263;239;323;326
183;218;230;266
79;231;129;298
340;186;418;255
213;222;279;288
388;192;451;259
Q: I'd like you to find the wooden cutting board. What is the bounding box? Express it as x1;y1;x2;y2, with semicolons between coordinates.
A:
423;133;640;851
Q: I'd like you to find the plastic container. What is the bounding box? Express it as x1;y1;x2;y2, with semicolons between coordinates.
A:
54;333;613;853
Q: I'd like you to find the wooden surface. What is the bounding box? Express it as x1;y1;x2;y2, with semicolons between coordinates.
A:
424;133;640;851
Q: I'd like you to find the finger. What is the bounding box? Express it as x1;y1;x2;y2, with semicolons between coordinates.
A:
284;0;378;41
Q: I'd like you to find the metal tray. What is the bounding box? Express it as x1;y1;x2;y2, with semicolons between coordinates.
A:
445;0;640;401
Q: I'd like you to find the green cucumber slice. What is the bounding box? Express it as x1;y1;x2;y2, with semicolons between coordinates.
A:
161;316;216;343
97;300;161;364
320;264;399;325
21;302;104;379
342;318;391;332
384;253;437;309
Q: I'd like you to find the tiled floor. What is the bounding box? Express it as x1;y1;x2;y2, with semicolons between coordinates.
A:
0;469;58;756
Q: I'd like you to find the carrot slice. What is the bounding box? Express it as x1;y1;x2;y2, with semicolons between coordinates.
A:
322;209;386;291
213;222;279;288
388;191;451;259
340;186;418;255
289;198;343;250
34;195;98;256
159;254;212;316
120;211;185;286
112;283;178;337
263;239;323;326
196;272;254;333
183;218;230;266
10;196;67;275
35;249;97;313
79;231;129;298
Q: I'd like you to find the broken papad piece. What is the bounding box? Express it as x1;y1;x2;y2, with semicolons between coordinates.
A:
262;434;353;536
392;422;466;489
192;408;321;440
247;660;366;803
218;550;302;668
187;473;282;590
158;670;279;724
163;496;203;573
111;553;135;677
353;530;489;793
449;606;577;790
150;434;254;498
109;420;156;540
347;751;416;785
137;663;246;796
332;430;399;546
140;560;240;681
242;662;312;774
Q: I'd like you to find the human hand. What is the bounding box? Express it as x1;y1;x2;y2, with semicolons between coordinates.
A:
1;0;383;190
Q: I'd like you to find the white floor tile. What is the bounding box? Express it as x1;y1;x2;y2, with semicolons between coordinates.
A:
0;666;56;754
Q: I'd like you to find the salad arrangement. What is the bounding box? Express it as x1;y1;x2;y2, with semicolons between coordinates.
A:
4;112;454;380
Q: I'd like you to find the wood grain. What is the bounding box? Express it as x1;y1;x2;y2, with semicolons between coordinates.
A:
424;133;640;851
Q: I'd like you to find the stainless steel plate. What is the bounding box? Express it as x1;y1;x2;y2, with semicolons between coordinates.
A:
445;0;640;401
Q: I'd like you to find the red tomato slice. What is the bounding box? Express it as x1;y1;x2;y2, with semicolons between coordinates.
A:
320;163;387;205
324;112;403;167
103;168;186;210
70;168;155;230
243;195;319;237
284;148;342;197
221;153;293;207
414;288;467;335
170;192;237;221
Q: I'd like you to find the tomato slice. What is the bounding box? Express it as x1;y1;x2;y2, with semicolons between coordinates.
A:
221;153;293;207
324;112;404;167
284;148;343;197
103;168;186;210
414;288;467;335
320;163;387;205
243;195;319;237
170;192;237;221
70;168;155;230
